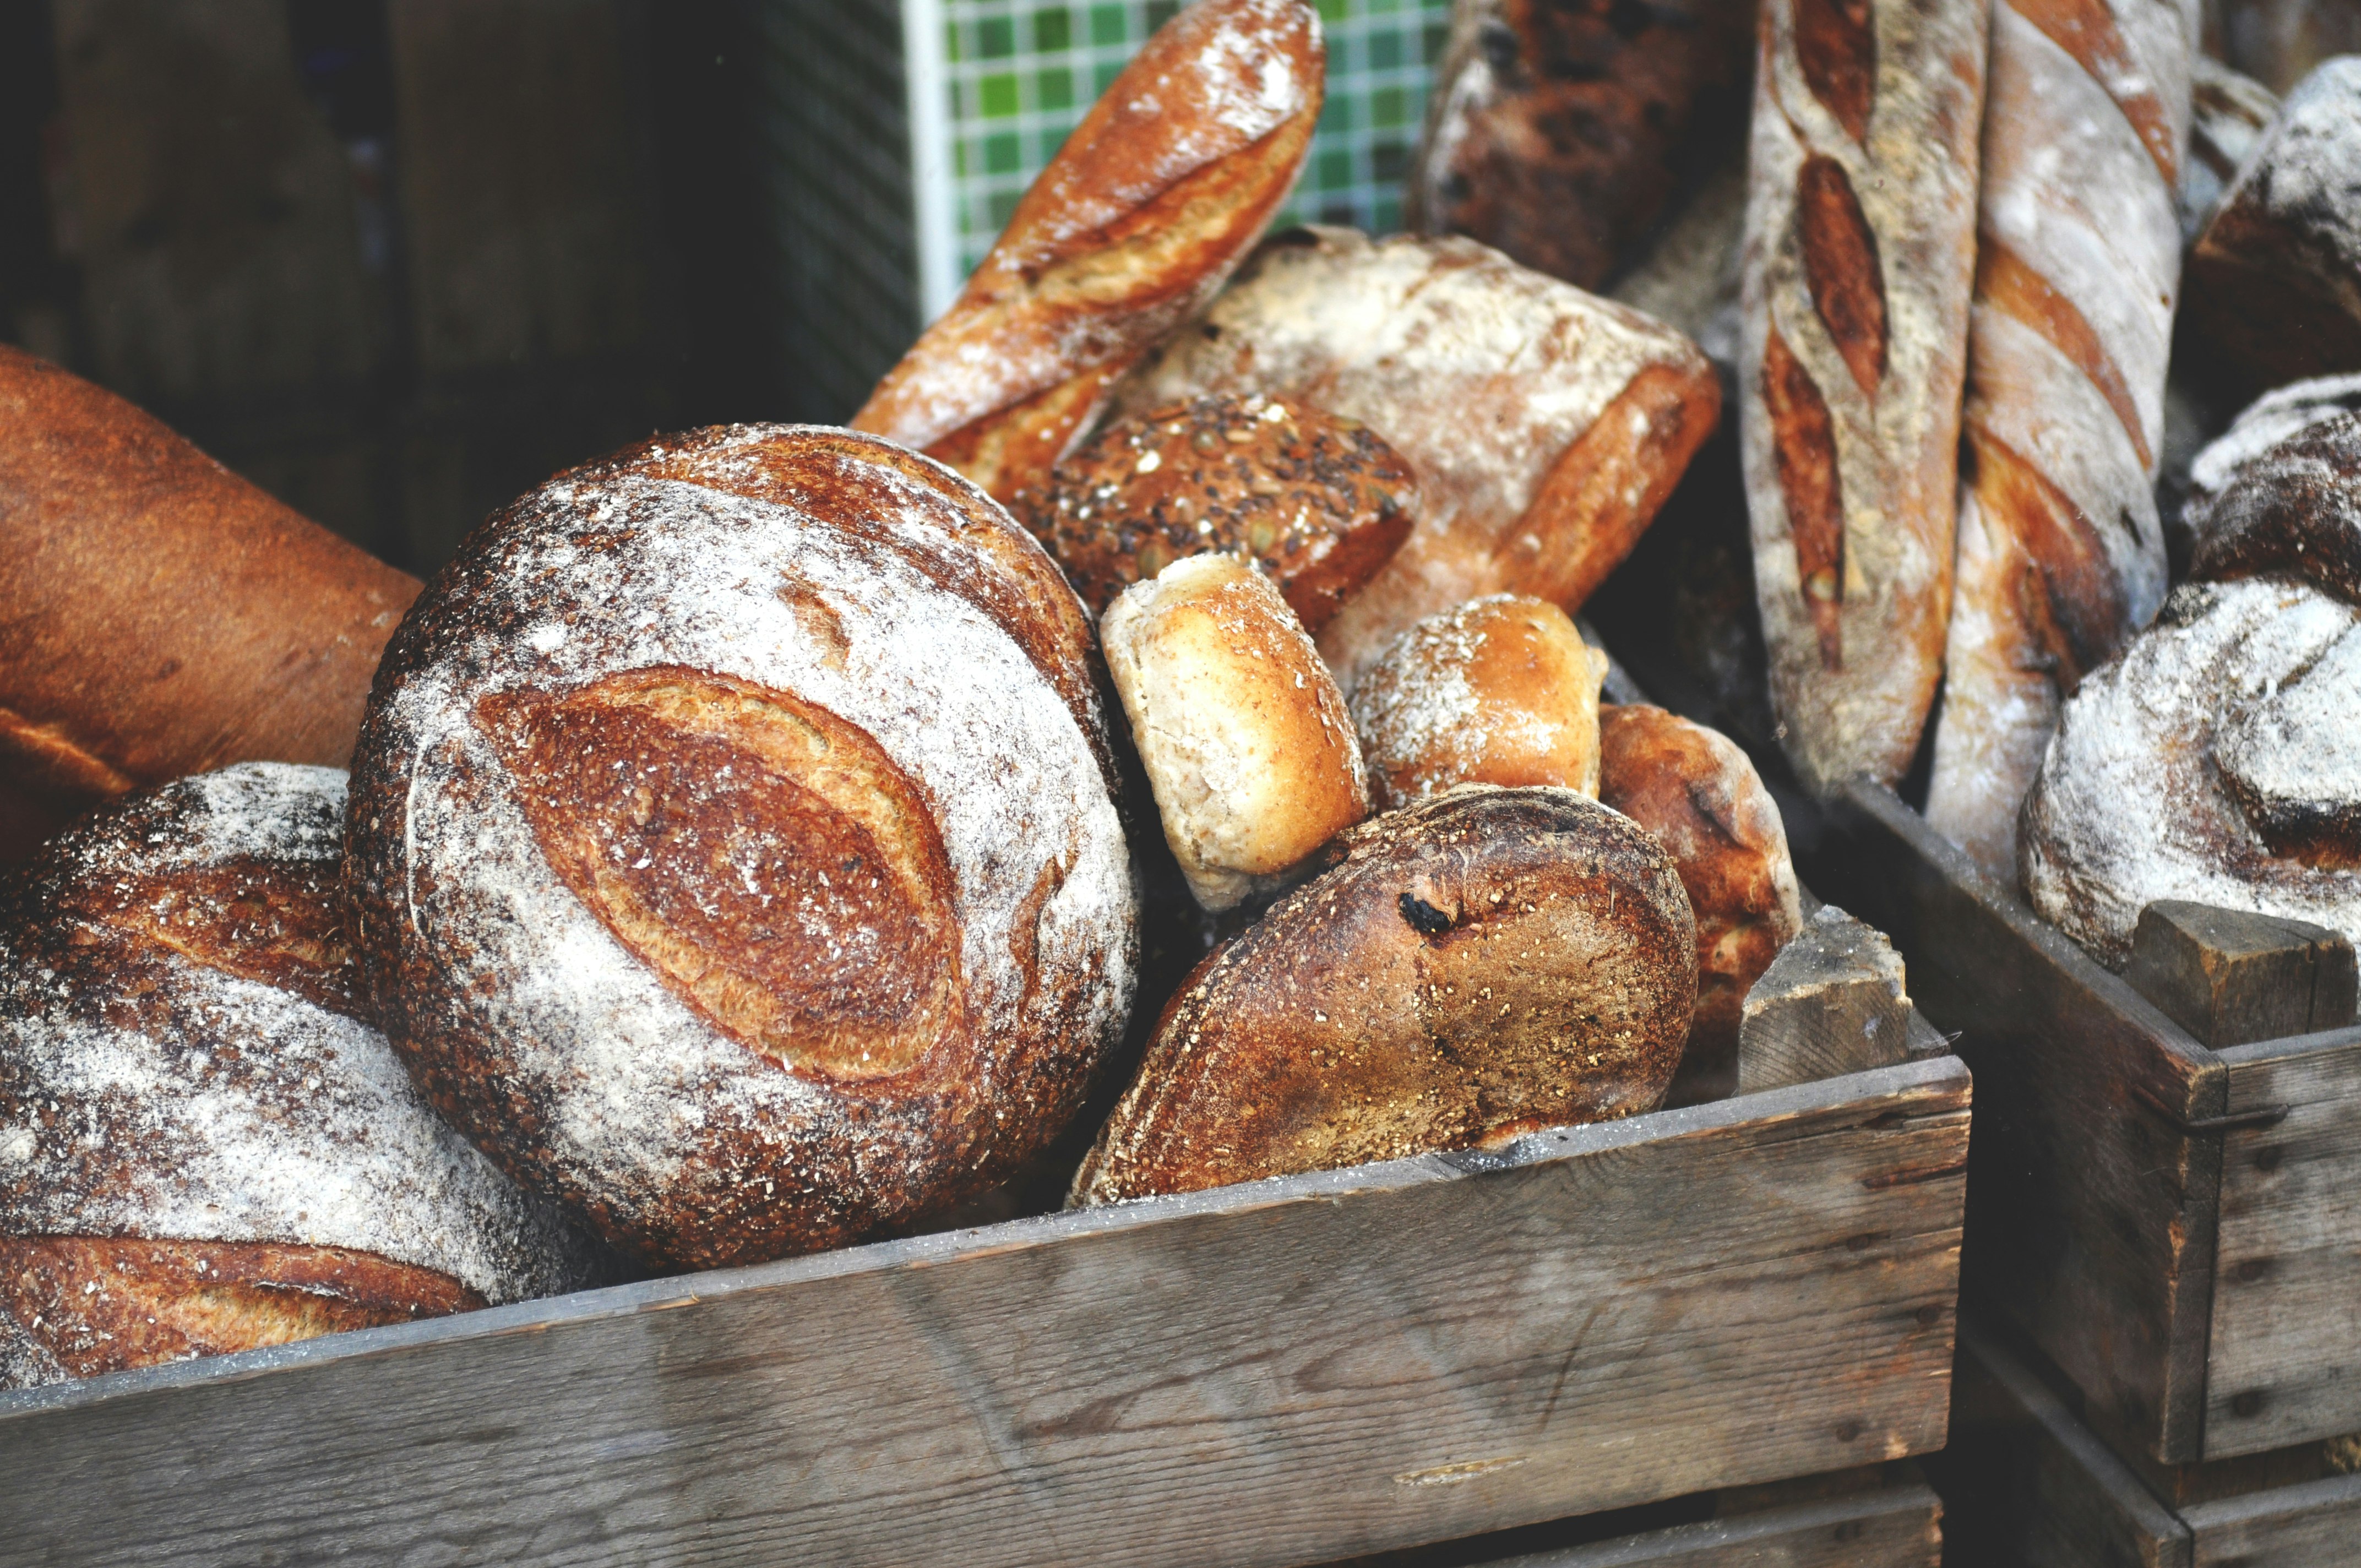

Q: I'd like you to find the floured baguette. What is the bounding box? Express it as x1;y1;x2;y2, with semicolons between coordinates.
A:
1120;227;1720;685
851;0;1321;505
1924;0;2197;878
1739;0;1989;796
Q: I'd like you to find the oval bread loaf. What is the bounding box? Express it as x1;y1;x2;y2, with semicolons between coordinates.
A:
2186;381;2361;605
0;765;599;1390
346;426;1138;1270
1071;786;1696;1204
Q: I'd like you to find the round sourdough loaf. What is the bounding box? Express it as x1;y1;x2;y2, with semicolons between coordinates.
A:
0;764;598;1390
346;425;1138;1270
1070;786;1695;1204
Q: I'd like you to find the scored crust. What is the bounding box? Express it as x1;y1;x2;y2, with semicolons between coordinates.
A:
0;764;599;1389
346;425;1138;1270
1071;786;1696;1204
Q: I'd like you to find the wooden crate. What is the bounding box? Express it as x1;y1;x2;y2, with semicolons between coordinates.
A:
0;1054;1968;1568
1812;781;2361;1467
1936;1316;2361;1568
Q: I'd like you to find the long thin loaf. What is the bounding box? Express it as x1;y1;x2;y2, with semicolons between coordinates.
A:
1925;0;2197;877
1739;0;1989;796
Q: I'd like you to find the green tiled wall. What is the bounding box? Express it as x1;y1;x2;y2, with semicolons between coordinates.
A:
941;0;1451;278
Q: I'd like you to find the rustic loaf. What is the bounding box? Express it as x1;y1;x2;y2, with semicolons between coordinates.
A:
2021;578;2361;966
1923;0;2197;879
1070;786;1696;1204
850;0;1321;506
2186;58;2361;389
2180;56;2280;244
1738;0;1989;796
1117;226;1721;685
0;764;598;1391
1598;704;1804;1107
1019;392;1415;629
0;346;420;830
1407;0;1755;291
2186;379;2361;605
346;426;1138;1270
1350;594;1608;811
1102;552;1367;911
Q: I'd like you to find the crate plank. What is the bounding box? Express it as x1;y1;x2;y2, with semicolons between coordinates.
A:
1826;781;2223;1463
0;1058;1967;1568
2207;1028;2361;1458
1482;1479;1941;1566
2184;1472;2361;1566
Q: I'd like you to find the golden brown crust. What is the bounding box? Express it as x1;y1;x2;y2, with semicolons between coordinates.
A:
850;0;1323;503
0;346;420;816
1350;595;1607;810
0;1237;478;1381
1597;705;1804;1106
1070;786;1696;1203
1018;393;1415;629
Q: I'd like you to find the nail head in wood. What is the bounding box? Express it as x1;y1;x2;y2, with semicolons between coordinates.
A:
2124;900;2359;1049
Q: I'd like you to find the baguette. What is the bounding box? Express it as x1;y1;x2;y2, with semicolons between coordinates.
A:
1738;0;1989;796
0;346;418;826
1925;0;2196;877
850;0;1321;506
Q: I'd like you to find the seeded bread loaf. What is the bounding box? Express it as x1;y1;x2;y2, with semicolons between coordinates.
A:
346;426;1138;1270
0;765;598;1390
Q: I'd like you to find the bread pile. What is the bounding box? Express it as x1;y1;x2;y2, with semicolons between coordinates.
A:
3;0;1866;1390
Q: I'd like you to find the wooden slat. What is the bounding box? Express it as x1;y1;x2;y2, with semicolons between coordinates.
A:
0;1059;1968;1568
2207;1027;2361;1458
2184;1472;2361;1566
1939;1320;2191;1568
1483;1479;1941;1566
1827;781;2224;1463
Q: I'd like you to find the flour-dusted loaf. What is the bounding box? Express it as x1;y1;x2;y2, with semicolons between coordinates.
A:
346;426;1138;1270
2180;56;2280;244
1923;0;2197;878
1118;227;1721;684
2187;58;2361;388
2021;579;2361;966
0;765;599;1391
1020;393;1415;628
1739;0;1989;797
1407;0;1754;291
2186;377;2361;604
0;346;419;831
1101;552;1367;911
1070;786;1696;1204
1350;595;1608;810
1597;704;1803;1106
850;0;1321;505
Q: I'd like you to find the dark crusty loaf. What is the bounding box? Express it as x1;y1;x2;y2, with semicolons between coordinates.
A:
1350;594;1608;811
1070;786;1695;1204
1120;226;1721;685
346;426;1138;1270
0;346;419;828
1597;704;1803;1106
2180;55;2280;244
1738;0;1989;796
2186;377;2361;606
1018;393;1415;630
2021;578;2361;966
0;764;598;1390
850;0;1321;505
1407;0;1754;291
1923;0;2196;878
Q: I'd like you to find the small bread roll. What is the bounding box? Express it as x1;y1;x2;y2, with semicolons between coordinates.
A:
1071;786;1697;1204
0;765;600;1390
1349;595;1608;810
1020;393;1416;629
1597;705;1804;1106
1101;553;1368;911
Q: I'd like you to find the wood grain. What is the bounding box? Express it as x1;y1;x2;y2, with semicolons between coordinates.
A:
0;1059;1968;1568
2126;903;2357;1050
1736;906;1913;1094
2184;1472;2361;1565
2207;1027;2361;1458
1824;781;2222;1463
1486;1478;1941;1566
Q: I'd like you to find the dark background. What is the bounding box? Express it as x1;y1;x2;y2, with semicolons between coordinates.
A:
0;0;806;576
